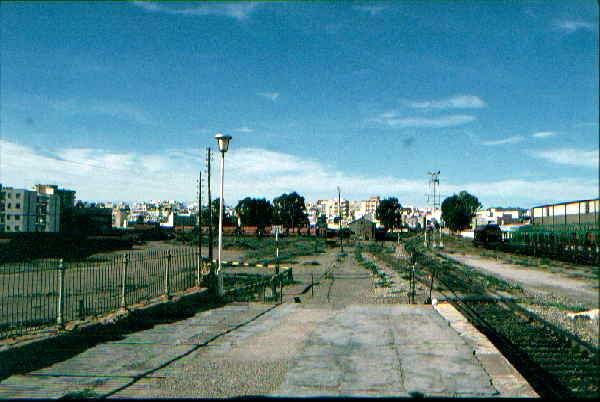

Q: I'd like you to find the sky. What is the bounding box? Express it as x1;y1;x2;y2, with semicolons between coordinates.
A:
1;0;598;208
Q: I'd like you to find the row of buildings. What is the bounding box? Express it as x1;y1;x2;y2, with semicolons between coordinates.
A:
3;182;597;235
0;184;111;235
306;196;381;228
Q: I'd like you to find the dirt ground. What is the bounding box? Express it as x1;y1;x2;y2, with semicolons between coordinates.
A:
442;236;597;282
441;252;599;309
90;241;247;262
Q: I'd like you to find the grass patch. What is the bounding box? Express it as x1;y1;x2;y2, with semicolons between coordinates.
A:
243;237;326;265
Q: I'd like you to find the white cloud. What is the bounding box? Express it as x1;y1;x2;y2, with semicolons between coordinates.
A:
233;126;254;133
2;139;596;206
257;92;279;101
574;122;598;128
554;19;596;33
49;98;152;125
404;95;487;109
372;113;476;128
529;148;599;168
132;1;259;21
482;136;524;146
531;131;557;138
353;5;387;16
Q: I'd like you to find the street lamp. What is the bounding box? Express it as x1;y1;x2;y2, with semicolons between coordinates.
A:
215;132;232;297
337;186;343;252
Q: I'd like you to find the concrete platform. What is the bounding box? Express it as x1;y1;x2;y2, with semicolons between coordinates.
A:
271;304;500;397
0;249;538;399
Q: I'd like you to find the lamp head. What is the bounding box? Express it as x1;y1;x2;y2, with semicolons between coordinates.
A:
215;133;232;153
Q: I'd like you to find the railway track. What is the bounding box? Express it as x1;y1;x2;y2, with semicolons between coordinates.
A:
373;239;599;399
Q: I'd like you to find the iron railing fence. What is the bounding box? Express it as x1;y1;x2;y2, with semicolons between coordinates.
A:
0;247;289;340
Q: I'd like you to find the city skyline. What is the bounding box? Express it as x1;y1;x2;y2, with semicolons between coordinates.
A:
1;1;598;206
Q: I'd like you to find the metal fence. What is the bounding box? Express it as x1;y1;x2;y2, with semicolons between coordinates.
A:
0;248;295;340
0;248;204;340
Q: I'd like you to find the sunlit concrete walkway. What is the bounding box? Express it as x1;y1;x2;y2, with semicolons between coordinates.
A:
0;249;536;398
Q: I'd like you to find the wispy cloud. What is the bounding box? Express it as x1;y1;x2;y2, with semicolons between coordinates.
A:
482;136;524;146
531;131;557;138
371;112;476;128
49;98;152;125
529;148;599;168
1;139;597;206
554;19;596;33
132;1;259;21
574;122;598;128
233;126;254;133
353;5;387;16
257;92;279;101
403;95;487;109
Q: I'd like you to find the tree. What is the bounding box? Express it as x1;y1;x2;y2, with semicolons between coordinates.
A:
272;192;308;233
441;191;482;232
376;197;402;231
201;198;235;228
235;197;273;236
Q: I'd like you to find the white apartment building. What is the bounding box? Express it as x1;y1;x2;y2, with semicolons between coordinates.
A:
354;196;380;219
36;192;60;232
0;187;39;232
320;199;350;222
475;208;525;226
0;186;64;233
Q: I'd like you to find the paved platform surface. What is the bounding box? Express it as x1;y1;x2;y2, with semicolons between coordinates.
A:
0;249;536;398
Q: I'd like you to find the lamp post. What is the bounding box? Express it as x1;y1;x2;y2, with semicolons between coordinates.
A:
215;132;232;298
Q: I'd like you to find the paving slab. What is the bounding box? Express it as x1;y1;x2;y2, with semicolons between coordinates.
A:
0;303;273;399
272;304;498;397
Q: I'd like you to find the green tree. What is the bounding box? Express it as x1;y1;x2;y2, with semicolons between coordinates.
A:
272;192;308;233
201;198;235;228
235;197;273;236
316;214;327;237
441;191;482;232
376;197;402;231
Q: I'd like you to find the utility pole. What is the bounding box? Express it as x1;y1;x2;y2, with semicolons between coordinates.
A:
196;170;202;287
338;186;343;252
426;171;442;249
206;148;215;292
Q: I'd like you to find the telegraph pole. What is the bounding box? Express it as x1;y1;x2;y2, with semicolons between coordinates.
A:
197;170;202;287
426;171;442;248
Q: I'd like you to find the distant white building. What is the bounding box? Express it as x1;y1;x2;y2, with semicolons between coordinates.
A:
0;187;60;232
0;187;43;232
475;207;526;226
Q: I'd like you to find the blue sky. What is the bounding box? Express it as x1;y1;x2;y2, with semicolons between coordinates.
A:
1;1;598;207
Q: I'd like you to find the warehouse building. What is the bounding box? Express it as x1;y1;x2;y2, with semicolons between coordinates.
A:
531;198;599;226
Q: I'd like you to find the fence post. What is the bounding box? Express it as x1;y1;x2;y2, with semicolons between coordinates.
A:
120;255;129;310
165;251;172;299
196;250;201;288
428;269;435;304
280;276;283;303
57;259;65;327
